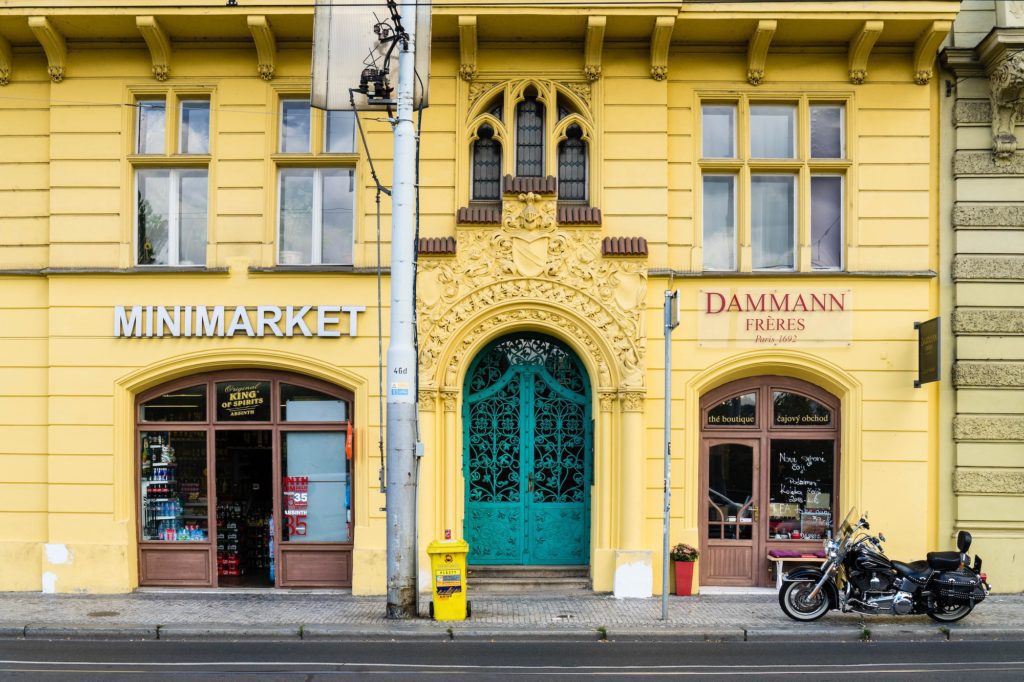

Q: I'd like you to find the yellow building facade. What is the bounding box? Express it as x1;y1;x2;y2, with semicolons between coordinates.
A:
0;1;966;595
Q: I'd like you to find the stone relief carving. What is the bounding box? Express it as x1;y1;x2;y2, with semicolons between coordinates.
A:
418;390;437;412
989;50;1024;163
620;391;644;411
460;63;478;82
418;192;646;393
441;391;458;412
599;393;616;412
468;81;499;106
562;81;592;105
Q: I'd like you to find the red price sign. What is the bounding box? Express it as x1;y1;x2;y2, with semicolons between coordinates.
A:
283;476;309;537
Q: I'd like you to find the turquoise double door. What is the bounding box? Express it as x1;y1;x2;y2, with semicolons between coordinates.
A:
463;334;592;565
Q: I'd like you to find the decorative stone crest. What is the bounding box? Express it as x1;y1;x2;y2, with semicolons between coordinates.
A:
460;64;478;82
849;69;867;85
418;192;647;393
650;65;668;81
152;64;169;82
583;65;601;82
989;50;1024;164
747;68;765;86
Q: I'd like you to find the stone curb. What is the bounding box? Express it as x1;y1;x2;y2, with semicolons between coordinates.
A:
606;627;745;642
863;625;949;641
947;627;1024;641
24;624;158;640
745;626;865;642
157;624;301;640
453;629;602;642
301;625;451;641
0;625;27;639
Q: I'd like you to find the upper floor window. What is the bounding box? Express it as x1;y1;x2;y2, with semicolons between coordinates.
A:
700;98;847;273
467;82;595;207
133;93;211;266
275;97;357;266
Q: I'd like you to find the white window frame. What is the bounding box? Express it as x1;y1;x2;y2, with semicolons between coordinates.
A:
276;168;354;266
135;168;208;267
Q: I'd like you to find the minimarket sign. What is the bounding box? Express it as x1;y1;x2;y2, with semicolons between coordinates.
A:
113;304;366;338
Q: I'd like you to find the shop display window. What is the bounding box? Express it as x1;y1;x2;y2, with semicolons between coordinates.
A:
707;443;754;540
140;430;208;542
282;431;351;542
280;383;347;422
768;439;834;540
140;384;207;422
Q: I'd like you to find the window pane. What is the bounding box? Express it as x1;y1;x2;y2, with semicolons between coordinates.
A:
750;104;796;158
325;110;356;153
137;169;170;265
516;95;544;177
280;100;311;153
215;380;271;421
137;100;165;154
773;390;832;427
751;175;795;270
178;170;208;266
557;125;587;201
141;384;207;422
811;176;843;270
706;391;756;427
321;169;354;265
281;383;347;422
140;430;208;542
179;101;210;154
702;105;736;158
811;105;844;158
279;169;314;264
769;439;834;541
282;431;350;542
707;443;754;540
702;175;736;271
472;125;502;200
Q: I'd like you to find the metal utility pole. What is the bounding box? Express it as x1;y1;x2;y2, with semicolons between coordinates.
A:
385;0;419;619
662;290;679;620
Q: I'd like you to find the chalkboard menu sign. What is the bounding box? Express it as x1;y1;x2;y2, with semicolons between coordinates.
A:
216;381;271;421
769;439;834;539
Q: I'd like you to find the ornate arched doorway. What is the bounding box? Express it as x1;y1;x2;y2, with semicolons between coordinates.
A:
699;376;840;587
463;333;593;565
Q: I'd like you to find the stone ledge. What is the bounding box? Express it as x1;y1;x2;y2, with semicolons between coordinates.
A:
954;309;1024;335
954;150;1024;175
954;204;1024;228
954;468;1024;495
954;415;1024;441
954;362;1024;388
954;99;992;125
953;255;1024;281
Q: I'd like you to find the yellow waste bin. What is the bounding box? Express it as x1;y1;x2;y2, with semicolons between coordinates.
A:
426;539;470;621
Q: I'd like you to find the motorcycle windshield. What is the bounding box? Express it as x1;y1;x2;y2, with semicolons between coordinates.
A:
838;507;857;537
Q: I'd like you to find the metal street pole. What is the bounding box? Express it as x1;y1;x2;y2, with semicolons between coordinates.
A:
385;0;419;619
662;290;679;621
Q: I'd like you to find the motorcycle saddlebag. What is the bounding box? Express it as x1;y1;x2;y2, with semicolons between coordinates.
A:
933;570;985;607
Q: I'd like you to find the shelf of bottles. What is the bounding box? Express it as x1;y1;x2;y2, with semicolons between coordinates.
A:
140;430;209;542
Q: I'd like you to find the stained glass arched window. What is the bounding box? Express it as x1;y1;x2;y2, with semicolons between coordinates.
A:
558;124;587;201
516;91;544;177
472;124;502;200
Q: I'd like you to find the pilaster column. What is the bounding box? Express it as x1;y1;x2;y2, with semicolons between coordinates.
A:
618;391;645;549
417;390;439;544
441;390;459;535
614;390;652;598
597;392;615;548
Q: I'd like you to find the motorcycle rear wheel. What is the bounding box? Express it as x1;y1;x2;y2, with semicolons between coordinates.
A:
779;581;830;621
927;603;974;622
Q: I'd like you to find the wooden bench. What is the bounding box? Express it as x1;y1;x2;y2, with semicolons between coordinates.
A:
767;552;826;589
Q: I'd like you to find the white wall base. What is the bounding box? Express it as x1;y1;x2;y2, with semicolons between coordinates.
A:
613;549;653;598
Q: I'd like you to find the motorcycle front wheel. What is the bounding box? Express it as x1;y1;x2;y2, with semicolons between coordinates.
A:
779;581;830;621
927;602;974;623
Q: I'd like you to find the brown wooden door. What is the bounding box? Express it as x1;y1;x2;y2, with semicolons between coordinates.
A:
701;439;761;586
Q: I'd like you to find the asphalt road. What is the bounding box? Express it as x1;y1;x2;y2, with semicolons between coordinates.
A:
1;638;1023;680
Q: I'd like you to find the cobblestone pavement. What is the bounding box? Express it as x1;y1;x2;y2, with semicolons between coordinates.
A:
0;591;1021;637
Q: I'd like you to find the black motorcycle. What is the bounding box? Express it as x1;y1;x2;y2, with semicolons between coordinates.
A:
779;509;991;622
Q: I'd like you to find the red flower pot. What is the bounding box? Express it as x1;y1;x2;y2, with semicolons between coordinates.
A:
673;561;695;596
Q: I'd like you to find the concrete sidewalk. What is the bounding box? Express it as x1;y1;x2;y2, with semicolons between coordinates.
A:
1;590;1021;643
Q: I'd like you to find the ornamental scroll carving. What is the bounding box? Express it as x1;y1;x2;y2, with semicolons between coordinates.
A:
990;50;1024;164
418;193;646;393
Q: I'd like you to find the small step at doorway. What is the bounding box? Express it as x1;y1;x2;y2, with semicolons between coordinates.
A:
467;565;590;594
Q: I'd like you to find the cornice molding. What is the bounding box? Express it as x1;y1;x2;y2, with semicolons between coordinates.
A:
28;16;66;82
136;16;171;81
747;19;776;85
848;20;883;84
247;15;277;81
